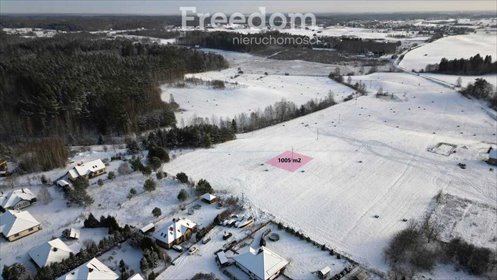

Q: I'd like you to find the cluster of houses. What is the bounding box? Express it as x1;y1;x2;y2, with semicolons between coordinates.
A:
0;188;40;241
0;155;292;280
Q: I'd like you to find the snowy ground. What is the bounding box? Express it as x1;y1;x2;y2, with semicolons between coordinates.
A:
163;74;354;125
429;193;497;250
162;49;357;125
162;72;497;273
399;31;497;72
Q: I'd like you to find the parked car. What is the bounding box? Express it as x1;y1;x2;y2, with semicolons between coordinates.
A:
188;246;198;255
202;237;211;244
172;245;183;252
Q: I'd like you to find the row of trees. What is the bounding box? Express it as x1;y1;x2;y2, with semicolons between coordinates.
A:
179;30;400;55
145;123;236;149
233;95;337;133
426;54;497;75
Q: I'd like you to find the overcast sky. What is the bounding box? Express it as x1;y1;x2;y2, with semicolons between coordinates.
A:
1;0;496;15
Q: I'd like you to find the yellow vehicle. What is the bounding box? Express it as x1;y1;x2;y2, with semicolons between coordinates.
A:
0;160;8;176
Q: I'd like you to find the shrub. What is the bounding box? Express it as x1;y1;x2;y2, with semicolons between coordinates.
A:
106;171;115;180
211;80;225;89
40;174;48;184
142;166;152;176
149;157;162;171
97;179;104;186
156;171;165;180
152;207;162;217
2;263;31;280
144;179;156;192
177;189;188;201
73;176;89;189
127;140;140;154
147;146;170;162
118;162;132;175
176;172;188;184
195;179;213;195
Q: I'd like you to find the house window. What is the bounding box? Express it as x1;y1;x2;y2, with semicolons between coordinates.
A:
14;233;19;237
29;228;33;232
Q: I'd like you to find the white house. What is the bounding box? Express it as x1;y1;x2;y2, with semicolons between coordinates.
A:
29;238;73;267
0;210;42;241
68;159;106;181
0;188;37;210
57;258;118;280
234;247;289;280
154;218;197;249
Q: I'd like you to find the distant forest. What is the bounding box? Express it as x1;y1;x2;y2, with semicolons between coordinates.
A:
425;54;497;75
0;31;228;143
178;31;400;55
0;15;182;31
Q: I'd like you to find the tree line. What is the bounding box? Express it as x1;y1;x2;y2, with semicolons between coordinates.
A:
425;54;497;75
145;123;236;149
0;32;228;144
178;31;400;55
233;94;337;133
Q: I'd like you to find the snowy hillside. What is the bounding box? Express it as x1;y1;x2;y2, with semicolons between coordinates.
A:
163;72;497;272
162;49;357;125
400;32;497;71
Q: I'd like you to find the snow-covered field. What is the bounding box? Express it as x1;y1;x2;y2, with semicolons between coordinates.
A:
400;31;497;71
162;72;497;273
162;49;356;125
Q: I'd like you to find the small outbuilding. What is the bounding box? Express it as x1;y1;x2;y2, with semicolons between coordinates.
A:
200;193;218;204
140;223;155;234
216;251;230;267
57;180;70;188
317;266;331;279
